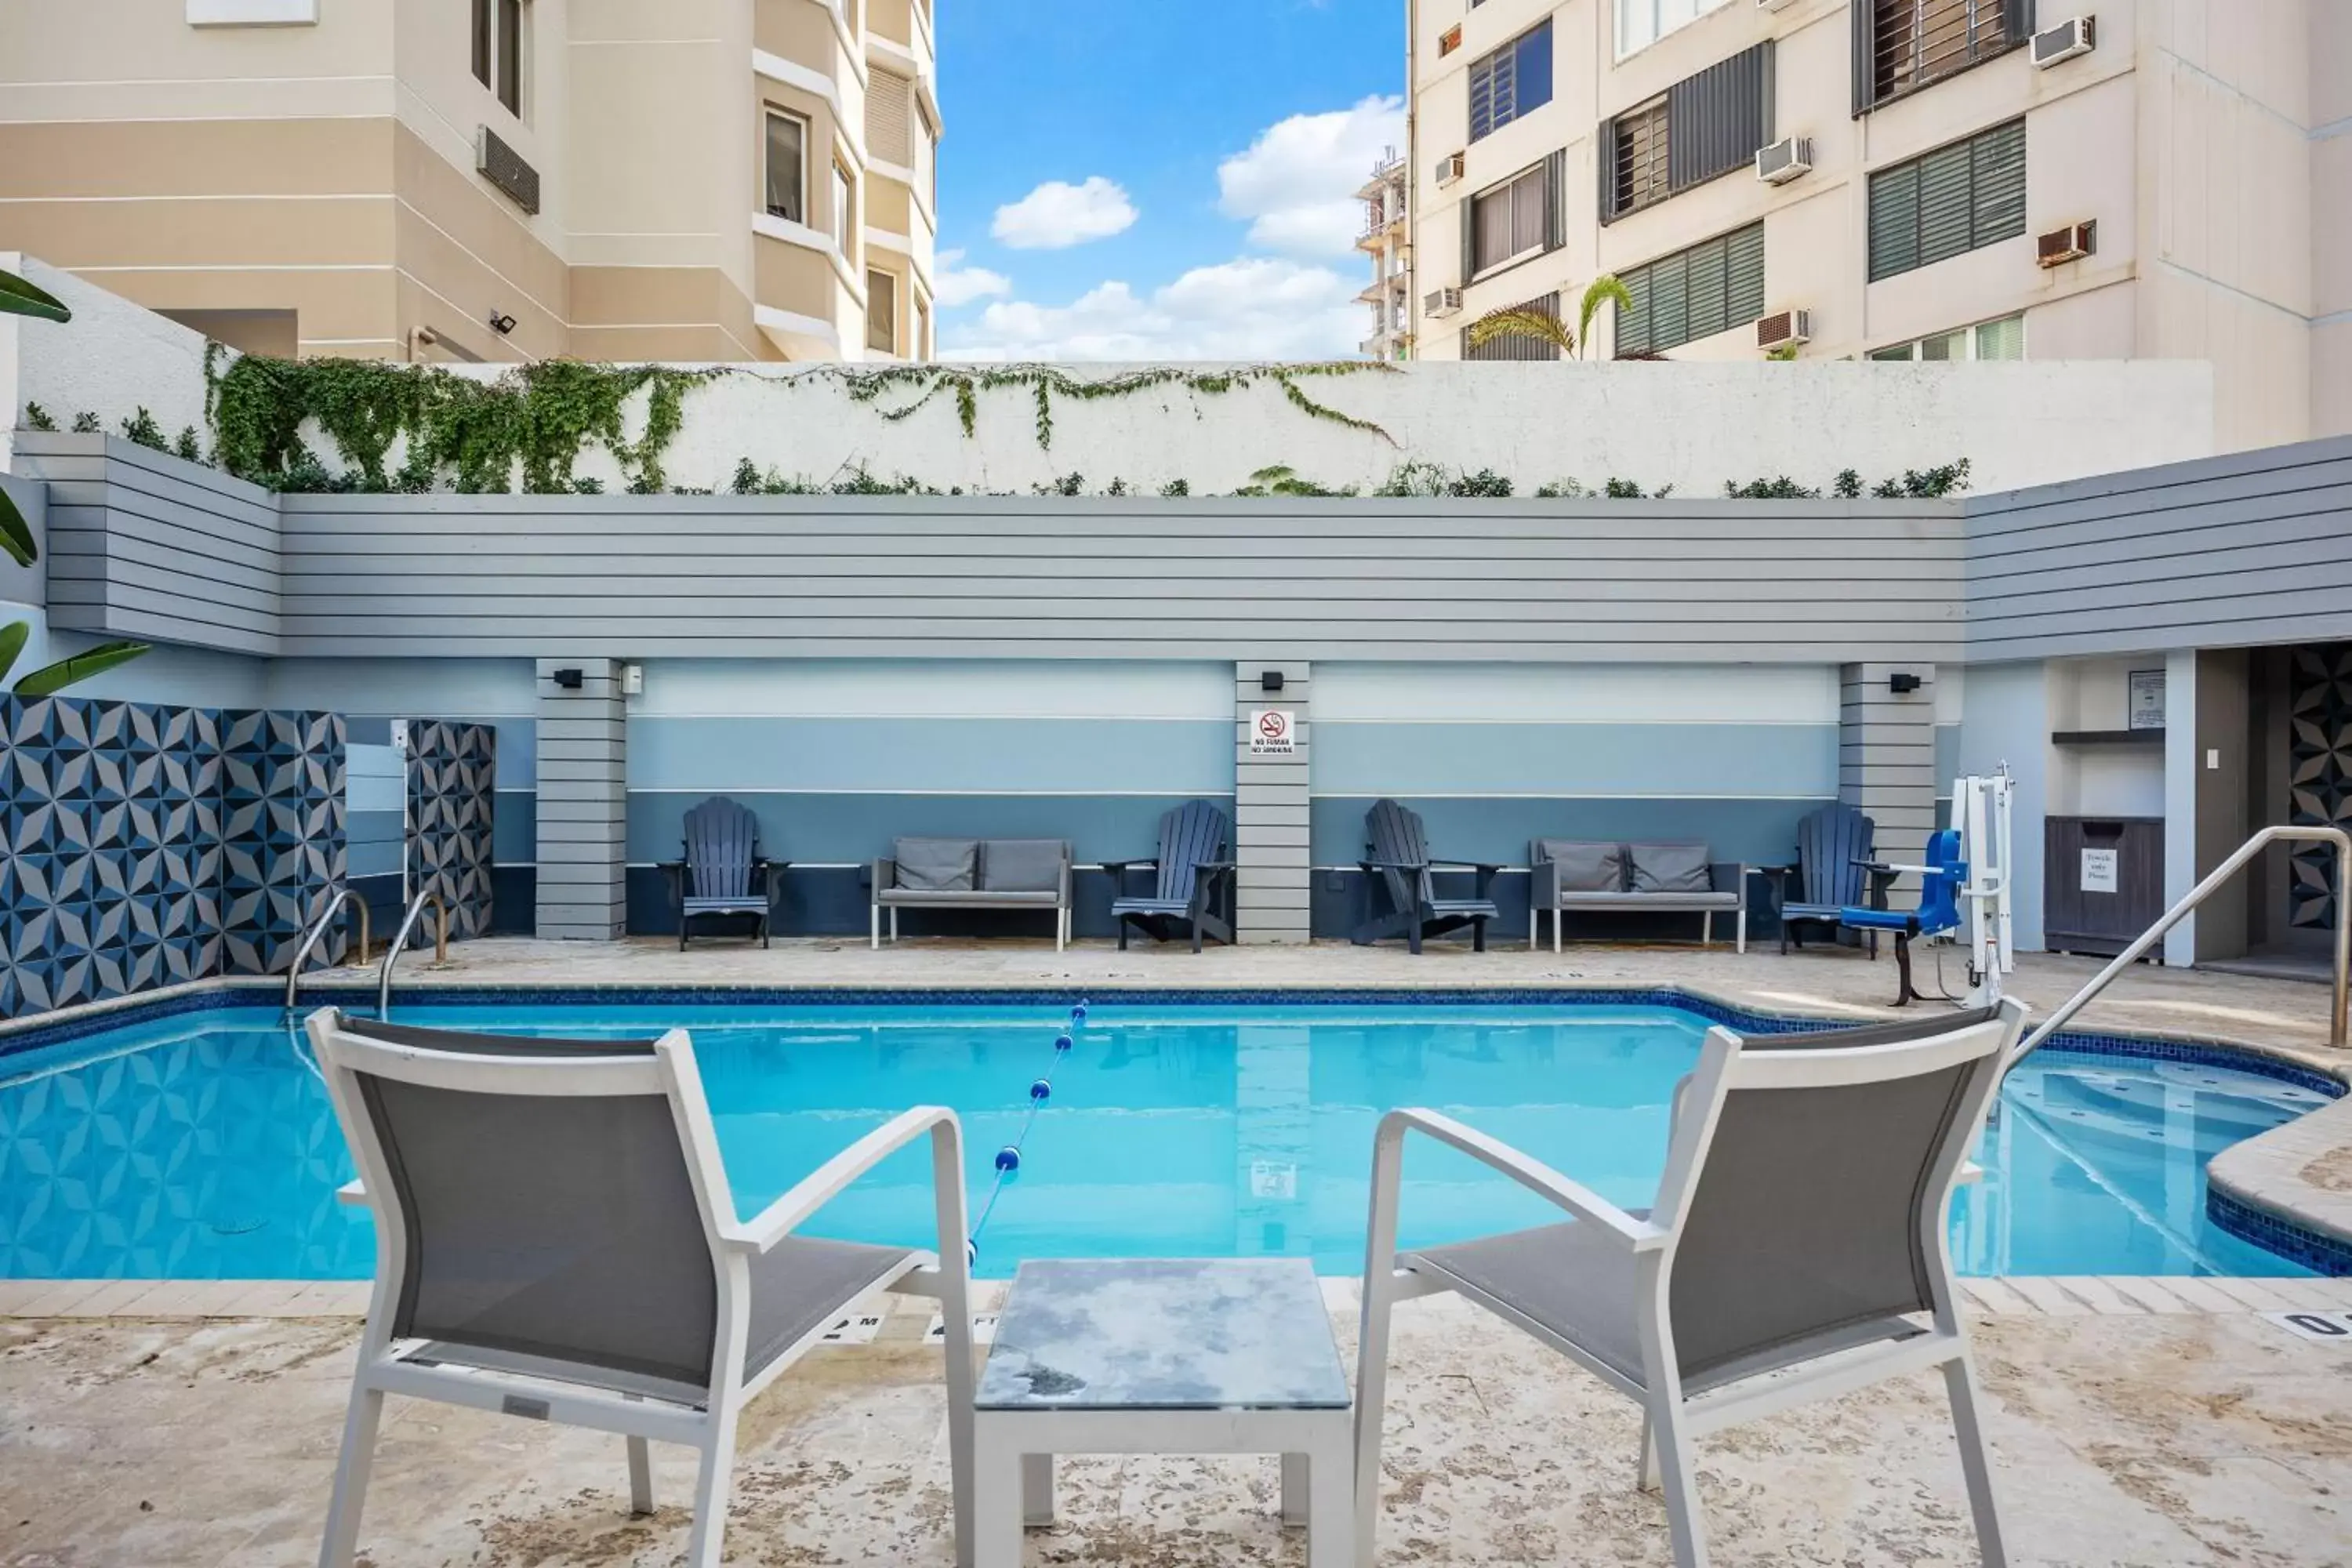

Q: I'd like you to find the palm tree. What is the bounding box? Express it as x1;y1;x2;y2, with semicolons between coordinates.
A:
1463;274;1636;361
2;265;151;695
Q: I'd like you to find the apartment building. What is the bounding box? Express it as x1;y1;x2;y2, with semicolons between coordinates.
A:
1356;149;1414;359
1406;0;2348;450
0;0;940;365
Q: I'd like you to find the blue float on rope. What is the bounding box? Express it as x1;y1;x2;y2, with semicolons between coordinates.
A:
1054;1033;1073;1054
994;1145;1022;1173
1030;1078;1053;1101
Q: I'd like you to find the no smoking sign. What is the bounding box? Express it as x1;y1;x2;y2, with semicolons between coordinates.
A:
1250;709;1297;755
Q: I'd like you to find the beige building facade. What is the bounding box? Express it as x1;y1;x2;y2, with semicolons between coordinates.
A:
1406;0;2348;452
0;0;939;365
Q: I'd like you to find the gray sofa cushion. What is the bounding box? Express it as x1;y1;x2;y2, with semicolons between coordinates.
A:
895;837;977;891
1537;840;1625;893
980;839;1066;893
1628;842;1713;895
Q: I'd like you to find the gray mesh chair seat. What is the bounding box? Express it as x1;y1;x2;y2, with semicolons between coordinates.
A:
1355;1000;2029;1568
304;1009;979;1568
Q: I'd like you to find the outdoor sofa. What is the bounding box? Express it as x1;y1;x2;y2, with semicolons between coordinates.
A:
871;836;1073;949
1527;839;1748;953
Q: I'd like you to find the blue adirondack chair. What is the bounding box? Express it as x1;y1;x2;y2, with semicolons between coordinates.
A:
1840;828;1967;1007
659;797;787;949
1768;803;1890;955
1351;798;1500;954
1104;800;1236;952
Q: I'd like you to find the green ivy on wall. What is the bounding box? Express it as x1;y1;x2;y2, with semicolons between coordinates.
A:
822;361;1399;448
203;347;711;494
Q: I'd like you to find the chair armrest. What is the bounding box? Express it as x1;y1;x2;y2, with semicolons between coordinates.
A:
1381;1108;1667;1251
724;1105;961;1255
869;858;896;897
1100;858;1155;877
1192;858;1236;871
1428;858;1501;872
336;1178;367;1207
1359;857;1429;873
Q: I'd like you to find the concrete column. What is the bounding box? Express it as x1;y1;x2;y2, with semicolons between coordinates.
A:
535;657;626;941
1234;662;1311;944
2163;650;2197;967
2164;648;2253;967
1840;662;1938;908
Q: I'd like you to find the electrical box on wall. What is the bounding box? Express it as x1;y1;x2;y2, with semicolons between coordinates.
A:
622;663;645;696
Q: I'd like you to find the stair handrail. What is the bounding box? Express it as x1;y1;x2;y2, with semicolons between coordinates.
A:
285;887;371;1014
377;890;450;1018
2010;824;2350;1064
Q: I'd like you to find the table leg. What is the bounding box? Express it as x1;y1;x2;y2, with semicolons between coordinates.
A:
1022;1452;1055;1526
1306;1418;1356;1568
973;1437;1023;1568
1279;1454;1308;1527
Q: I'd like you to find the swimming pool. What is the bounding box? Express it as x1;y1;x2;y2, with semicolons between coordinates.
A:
0;994;2334;1280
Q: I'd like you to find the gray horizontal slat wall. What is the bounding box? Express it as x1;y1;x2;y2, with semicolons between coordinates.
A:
12;433;281;655
272;495;1966;662
1965;435;2352;660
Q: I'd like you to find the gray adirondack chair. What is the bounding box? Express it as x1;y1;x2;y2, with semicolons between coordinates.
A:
1351;798;1499;954
1104;800;1236;952
660;797;787;949
1766;803;1889;955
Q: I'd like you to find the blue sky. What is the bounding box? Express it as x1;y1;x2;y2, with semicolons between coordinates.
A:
930;0;1406;359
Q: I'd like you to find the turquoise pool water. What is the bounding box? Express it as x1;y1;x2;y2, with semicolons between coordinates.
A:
0;1000;2328;1279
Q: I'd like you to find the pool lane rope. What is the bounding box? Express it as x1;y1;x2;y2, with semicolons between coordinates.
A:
967;1000;1085;1265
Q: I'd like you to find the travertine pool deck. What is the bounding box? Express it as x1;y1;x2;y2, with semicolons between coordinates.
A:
4;938;2350;1563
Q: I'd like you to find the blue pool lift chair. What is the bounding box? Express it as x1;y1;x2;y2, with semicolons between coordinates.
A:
1103;799;1236;953
660;796;788;950
1839;829;1968;1007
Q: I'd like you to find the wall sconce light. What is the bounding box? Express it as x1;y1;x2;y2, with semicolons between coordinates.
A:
1260;670;1285;693
1889;672;1922;695
551;667;584;690
488;308;518;336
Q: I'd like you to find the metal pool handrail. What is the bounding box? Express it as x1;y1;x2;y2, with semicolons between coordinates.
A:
2011;824;2351;1064
285;887;370;1014
377;890;449;1018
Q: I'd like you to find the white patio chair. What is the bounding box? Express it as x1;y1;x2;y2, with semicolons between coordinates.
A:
1353;999;2028;1568
303;1009;978;1568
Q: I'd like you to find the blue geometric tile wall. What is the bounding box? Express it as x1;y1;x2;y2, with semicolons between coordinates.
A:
0;697;347;1021
405;720;496;942
2288;642;2352;931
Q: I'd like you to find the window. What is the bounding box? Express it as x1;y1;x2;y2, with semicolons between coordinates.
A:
1617;0;1734;59
1859;0;2029;111
832;162;855;254
1468;21;1551;143
1616;222;1765;356
1463;292;1563;361
1611;100;1670;216
472;0;525;117
764;111;808;224
1867;118;2025;281
1471;164;1547;274
866;269;896;354
868;69;913;168
1868;314;2024;361
916;101;938;207
1600;42;1774;223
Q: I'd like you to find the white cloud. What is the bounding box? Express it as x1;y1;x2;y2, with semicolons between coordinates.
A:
940;256;1364;362
1218;95;1406;259
932;248;1013;309
990;176;1138;249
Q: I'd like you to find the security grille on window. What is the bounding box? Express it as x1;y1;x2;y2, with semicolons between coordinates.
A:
471;0;525;117
1472;165;1548;274
764;111;808;224
1615;222;1766;357
1468;20;1552;142
1867;118;2026;281
1612;100;1670;216
1857;0;2031;111
866;269;896;354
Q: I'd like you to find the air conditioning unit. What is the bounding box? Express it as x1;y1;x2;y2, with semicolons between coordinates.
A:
1434;151;1465;188
2036;220;2097;267
1756;136;1813;184
2031;15;2096;67
1425;288;1464;319
1439;24;1462;56
1756;309;1811;351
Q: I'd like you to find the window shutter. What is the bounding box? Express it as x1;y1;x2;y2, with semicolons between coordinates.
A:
1917;141;1974;267
1726;222;1766;324
2002;0;2035;44
1461;197;1477;283
1650;253;1690;353
1867;163;1920;281
1668;41;1773;194
1544;148;1568;250
1469;54;1494;141
1686;238;1729;343
1971;118;2027;246
1619;263;1652;356
1598;119;1621;222
1851;0;1876;116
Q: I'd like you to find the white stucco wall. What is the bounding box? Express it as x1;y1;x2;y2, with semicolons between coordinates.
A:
1;254;2217;496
